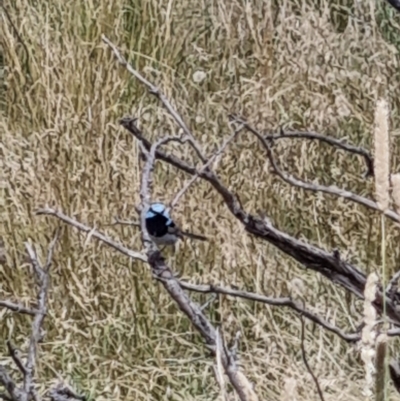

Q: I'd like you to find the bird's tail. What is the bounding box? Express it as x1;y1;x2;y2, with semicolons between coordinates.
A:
180;230;208;241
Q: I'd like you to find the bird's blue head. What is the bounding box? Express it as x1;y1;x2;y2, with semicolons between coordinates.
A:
145;202;173;225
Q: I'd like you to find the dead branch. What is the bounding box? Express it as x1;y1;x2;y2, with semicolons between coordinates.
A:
232;115;400;225
262;128;373;177
169;123;244;211
179;281;360;342
0;231;62;401
300;317;325;401
47;384;86;401
119;116;400;327
0;300;38;316
36;208;147;263
139;131;259;401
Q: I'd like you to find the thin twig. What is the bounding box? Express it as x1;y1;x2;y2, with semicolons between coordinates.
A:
0;300;38;316
110;217;140;227
169;124;244;211
262;129;373;177
101;35;206;162
6;341;27;376
36;208;147;263
300;316;325;401
233;115;400;225
180;281;360;342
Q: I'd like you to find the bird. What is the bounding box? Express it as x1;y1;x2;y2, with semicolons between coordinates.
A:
145;202;207;246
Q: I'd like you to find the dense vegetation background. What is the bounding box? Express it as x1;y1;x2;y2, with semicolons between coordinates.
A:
1;0;400;400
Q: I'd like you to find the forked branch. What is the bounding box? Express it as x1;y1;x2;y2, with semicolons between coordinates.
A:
0;231;78;401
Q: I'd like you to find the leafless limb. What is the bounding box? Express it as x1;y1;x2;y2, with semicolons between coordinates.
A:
47;383;86;401
180;280;360;342
138;133;259;401
0;300;38;316
36;208;147;263
300;317;325;401
6;342;27;376
0;231;68;401
101;35;206;163
262;129;373;177
110;217;140;227
232;115;400;225
119;116;400;327
169;123;244;211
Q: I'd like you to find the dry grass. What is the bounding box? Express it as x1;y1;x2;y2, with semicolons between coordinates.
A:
1;0;400;400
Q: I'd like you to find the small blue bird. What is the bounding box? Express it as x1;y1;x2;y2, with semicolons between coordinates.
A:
145;202;207;246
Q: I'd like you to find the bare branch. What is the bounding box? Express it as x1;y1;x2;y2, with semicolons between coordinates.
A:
36;208;147;263
119;117;400;326
101;35;206;162
6;342;27;377
0;367;22;401
110;217;140;227
23;231;61;400
233;116;400;225
169;123;244;211
180;281;360;342
47;384;86;401
0;300;38;316
262;129;373;177
300;317;325;401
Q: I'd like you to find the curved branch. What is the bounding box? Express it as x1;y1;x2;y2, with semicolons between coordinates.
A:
179;281;360;342
234;116;400;225
262;129;373;177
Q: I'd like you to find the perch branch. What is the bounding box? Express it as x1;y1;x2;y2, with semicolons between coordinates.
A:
120;117;400;326
137;134;258;401
36;209;147;263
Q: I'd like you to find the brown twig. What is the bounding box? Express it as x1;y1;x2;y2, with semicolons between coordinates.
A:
0;300;38;316
262;129;374;177
101;35;206;163
233;115;400;225
300;316;325;401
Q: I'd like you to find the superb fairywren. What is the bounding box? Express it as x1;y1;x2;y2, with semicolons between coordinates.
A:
145;203;207;246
